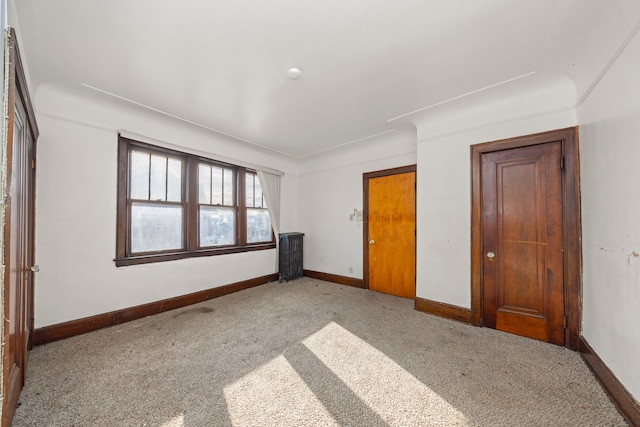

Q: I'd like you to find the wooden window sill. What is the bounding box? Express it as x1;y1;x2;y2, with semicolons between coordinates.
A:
114;243;276;267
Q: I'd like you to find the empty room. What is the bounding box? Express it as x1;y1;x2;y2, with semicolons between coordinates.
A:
1;0;639;425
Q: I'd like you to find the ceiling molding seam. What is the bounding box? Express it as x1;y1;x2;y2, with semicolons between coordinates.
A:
534;0;559;71
36;105;286;176
576;17;640;108
80;83;297;159
386;72;537;123
296;150;417;178
414;105;576;145
119;130;284;176
297;129;397;159
36;109;116;134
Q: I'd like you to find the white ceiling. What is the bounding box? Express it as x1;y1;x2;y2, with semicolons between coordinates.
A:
11;0;640;157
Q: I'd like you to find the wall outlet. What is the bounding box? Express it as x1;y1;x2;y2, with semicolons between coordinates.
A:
349;266;353;274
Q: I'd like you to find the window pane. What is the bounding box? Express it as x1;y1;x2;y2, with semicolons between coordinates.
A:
246;173;254;207
150;154;167;201
247;208;272;243
130;151;149;199
199;164;211;204
223;168;234;206
254;178;263;208
167;158;182;202
131;202;183;253
200;206;235;246
211;166;223;205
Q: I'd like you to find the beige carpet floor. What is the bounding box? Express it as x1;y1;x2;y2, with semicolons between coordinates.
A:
13;278;626;426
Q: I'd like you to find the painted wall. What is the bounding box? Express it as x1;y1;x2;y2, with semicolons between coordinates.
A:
296;74;579;301
411;74;577;308
33;84;299;327
34;82;416;327
21;18;640;408
297;128;417;279
578;29;640;401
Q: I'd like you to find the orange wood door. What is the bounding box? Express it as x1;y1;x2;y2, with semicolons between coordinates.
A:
481;142;564;345
367;171;416;299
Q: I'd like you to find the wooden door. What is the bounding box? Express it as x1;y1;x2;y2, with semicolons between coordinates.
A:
2;29;39;427
481;142;564;345
365;167;416;299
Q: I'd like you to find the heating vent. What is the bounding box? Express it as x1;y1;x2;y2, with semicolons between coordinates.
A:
279;232;304;282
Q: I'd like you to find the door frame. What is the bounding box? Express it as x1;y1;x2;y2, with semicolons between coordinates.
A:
470;127;581;350
363;164;417;290
2;28;39;427
6;29;39;343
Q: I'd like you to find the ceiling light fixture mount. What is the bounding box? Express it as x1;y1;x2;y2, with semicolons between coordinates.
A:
288;67;302;80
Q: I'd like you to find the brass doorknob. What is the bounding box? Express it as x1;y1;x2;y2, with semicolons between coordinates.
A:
486;251;495;261
369;239;375;245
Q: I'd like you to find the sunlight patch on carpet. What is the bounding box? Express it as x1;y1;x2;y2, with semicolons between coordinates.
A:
159;413;185;427
223;354;339;426
303;321;469;426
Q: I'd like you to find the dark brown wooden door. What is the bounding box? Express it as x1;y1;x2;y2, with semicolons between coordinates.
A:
3;29;38;427
481;142;564;345
366;170;416;299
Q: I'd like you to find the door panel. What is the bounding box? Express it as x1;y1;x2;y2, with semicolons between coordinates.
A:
3;29;38;427
4;99;28;421
481;142;564;345
367;171;416;299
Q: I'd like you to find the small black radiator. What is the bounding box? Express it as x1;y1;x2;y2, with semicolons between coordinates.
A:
279;232;304;281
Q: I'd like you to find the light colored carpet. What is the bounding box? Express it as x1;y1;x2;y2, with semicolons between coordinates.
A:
13;278;626;426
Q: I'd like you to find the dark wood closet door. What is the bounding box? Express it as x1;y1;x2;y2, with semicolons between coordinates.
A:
481;142;564;345
3;29;39;427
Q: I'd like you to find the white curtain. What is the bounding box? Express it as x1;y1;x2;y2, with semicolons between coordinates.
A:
257;171;281;271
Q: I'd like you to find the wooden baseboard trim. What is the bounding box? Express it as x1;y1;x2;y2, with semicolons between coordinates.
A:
414;297;471;324
579;336;640;426
303;270;365;289
32;273;279;347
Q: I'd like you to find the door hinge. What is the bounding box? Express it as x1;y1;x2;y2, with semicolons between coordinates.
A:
563;315;567;329
32;158;36;170
560;156;565;171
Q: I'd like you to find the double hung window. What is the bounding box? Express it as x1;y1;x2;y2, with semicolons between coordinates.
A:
116;136;275;266
198;163;236;247
129;149;185;253
245;172;272;244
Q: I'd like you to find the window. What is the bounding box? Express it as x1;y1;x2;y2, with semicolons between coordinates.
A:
129;149;185;253
245;172;272;243
198;163;236;247
116;136;275;266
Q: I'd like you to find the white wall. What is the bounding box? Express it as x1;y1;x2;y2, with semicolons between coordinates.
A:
26;26;640;408
36;81;417;327
296;73;579;298
411;75;577;308
34;82;416;327
297;128;417;279
34;84;299;327
578;29;640;401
